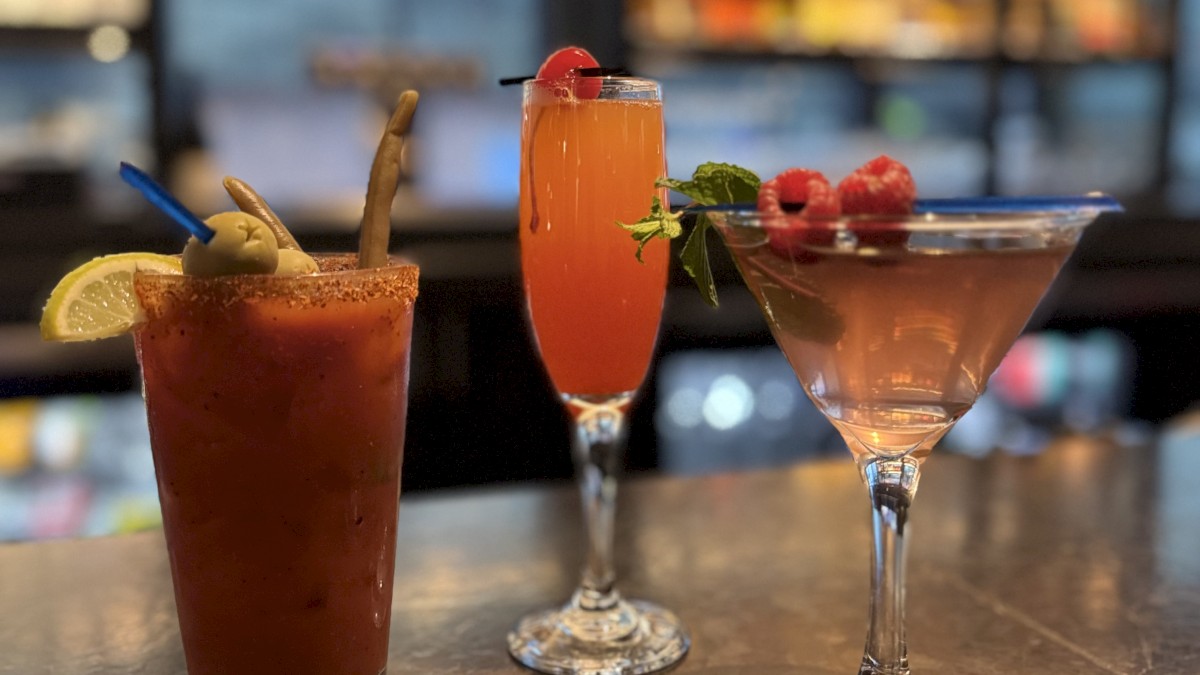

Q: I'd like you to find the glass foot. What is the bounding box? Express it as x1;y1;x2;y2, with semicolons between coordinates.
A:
859;648;912;667
859;654;910;675
507;594;689;675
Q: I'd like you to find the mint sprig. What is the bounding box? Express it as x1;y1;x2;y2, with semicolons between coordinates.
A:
620;196;680;263
658;162;761;206
619;162;760;307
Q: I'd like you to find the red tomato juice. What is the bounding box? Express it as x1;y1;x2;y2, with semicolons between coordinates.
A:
133;256;418;675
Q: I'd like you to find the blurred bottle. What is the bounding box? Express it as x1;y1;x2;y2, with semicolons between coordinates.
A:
946;329;1136;456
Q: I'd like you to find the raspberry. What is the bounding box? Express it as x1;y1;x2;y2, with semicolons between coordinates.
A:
536;46;601;99
837;155;915;247
757;168;827;213
837;155;916;213
758;169;840;261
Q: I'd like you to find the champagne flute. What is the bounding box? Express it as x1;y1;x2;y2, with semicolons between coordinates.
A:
506;74;690;674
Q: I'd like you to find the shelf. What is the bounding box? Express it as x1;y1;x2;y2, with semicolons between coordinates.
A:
624;0;1174;71
0;0;149;33
626;0;1178;205
0;26;152;51
632;42;1172;69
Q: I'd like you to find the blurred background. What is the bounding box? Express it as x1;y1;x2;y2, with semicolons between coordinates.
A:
1;0;1197;541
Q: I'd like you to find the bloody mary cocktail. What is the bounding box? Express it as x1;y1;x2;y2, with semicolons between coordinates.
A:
134;254;418;675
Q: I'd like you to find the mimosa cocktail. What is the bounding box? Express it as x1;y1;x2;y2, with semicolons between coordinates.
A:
507;47;688;675
519;77;669;395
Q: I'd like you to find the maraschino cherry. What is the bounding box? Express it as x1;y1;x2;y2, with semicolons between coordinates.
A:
536;46;601;99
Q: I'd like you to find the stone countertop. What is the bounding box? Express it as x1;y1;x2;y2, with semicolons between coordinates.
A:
1;437;1198;674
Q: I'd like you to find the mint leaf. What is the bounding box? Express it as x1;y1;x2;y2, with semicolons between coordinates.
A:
658;162;760;206
680;214;718;307
618;196;681;263
621;162;761;307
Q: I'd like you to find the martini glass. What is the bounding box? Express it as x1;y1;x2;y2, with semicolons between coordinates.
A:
507;75;690;673
708;206;1105;674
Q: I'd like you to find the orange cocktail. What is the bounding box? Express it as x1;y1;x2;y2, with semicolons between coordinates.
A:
134;255;417;675
507;61;688;675
518;80;669;396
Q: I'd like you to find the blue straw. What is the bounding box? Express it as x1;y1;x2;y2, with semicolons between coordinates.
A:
683;194;1124;215
119;162;215;243
912;194;1124;215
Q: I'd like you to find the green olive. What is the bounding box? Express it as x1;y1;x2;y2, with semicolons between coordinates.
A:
275;248;319;276
183;212;279;277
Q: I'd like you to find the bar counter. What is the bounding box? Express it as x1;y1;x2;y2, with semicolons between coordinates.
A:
2;436;1198;674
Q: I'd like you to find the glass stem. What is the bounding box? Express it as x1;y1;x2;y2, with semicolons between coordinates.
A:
566;395;630;612
858;455;922;675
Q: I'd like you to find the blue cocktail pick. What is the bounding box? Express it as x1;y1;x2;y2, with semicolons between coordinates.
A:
684;194;1124;215
119;161;215;243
